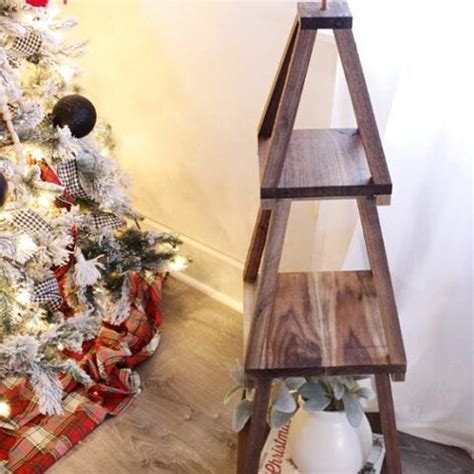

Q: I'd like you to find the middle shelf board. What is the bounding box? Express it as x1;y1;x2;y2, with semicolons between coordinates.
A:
258;129;392;200
244;271;399;378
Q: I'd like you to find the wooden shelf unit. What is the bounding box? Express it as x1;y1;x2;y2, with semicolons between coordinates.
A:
238;3;407;474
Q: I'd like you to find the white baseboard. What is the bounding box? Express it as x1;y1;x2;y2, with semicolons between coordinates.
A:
143;218;244;313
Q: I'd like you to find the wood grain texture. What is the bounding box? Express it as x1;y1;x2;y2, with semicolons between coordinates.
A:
48;279;473;474
258;17;299;139
358;197;407;379
245;200;291;369
297;2;353;30
243;208;271;283
245;271;402;377
334;29;392;190
260;28;316;190
376;374;403;474
243;280;258;353
259;129;391;200
237;378;272;474
237;414;270;474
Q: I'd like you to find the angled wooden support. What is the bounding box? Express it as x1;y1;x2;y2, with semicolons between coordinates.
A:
260;26;316;190
375;374;403;474
335;29;392;205
245;200;291;363
244;208;272;282
358;196;407;381
258;17;299;139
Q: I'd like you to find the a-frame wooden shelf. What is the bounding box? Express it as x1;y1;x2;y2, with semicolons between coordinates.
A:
238;2;407;474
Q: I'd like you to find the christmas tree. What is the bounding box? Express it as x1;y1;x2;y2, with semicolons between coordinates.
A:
0;0;187;416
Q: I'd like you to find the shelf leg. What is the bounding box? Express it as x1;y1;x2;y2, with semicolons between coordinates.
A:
375;374;402;474
237;377;272;474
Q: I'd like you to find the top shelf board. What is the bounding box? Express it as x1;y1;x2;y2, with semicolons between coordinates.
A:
298;2;353;30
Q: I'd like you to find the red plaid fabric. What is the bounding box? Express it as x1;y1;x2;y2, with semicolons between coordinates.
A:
0;273;164;473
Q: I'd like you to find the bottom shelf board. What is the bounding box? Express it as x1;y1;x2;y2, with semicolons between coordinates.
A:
244;271;394;376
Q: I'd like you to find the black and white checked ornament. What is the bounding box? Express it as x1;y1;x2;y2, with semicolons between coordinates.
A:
91;212;123;231
12;209;53;236
32;277;63;312
9;30;42;60
57;159;90;200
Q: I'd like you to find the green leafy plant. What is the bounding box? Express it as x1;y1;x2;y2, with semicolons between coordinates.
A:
225;362;373;432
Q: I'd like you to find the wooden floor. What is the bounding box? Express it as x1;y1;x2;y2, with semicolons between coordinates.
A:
51;278;473;474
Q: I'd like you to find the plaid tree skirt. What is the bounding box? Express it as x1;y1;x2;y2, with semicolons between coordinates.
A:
0;273;163;474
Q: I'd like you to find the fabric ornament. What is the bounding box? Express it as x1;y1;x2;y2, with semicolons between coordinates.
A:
12;209;53;236
91;212;123;231
57;158;90;200
32;277;63;312
8;30;42;65
26;0;49;7
74;247;104;287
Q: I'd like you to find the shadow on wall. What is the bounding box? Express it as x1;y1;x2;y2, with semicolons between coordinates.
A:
69;0;339;306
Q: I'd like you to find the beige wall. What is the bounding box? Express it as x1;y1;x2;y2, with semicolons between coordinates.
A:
68;1;338;307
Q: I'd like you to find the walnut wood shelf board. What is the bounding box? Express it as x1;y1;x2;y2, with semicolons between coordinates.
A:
297;2;352;30
244;271;405;377
259;129;392;200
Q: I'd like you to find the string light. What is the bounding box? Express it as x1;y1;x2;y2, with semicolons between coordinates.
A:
169;255;189;272
48;3;61;18
18;234;37;254
25;316;48;333
0;400;11;418
36;191;56;209
28;146;44;161
58;64;75;82
16;288;31;306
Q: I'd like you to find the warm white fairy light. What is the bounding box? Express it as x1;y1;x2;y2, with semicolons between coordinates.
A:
36;191;56;209
18;234;37;254
169;255;189;272
16;288;31;306
0;400;11;418
58;64;75;83
0;77;25;173
49;3;60;15
25;316;48;333
27;146;45;161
